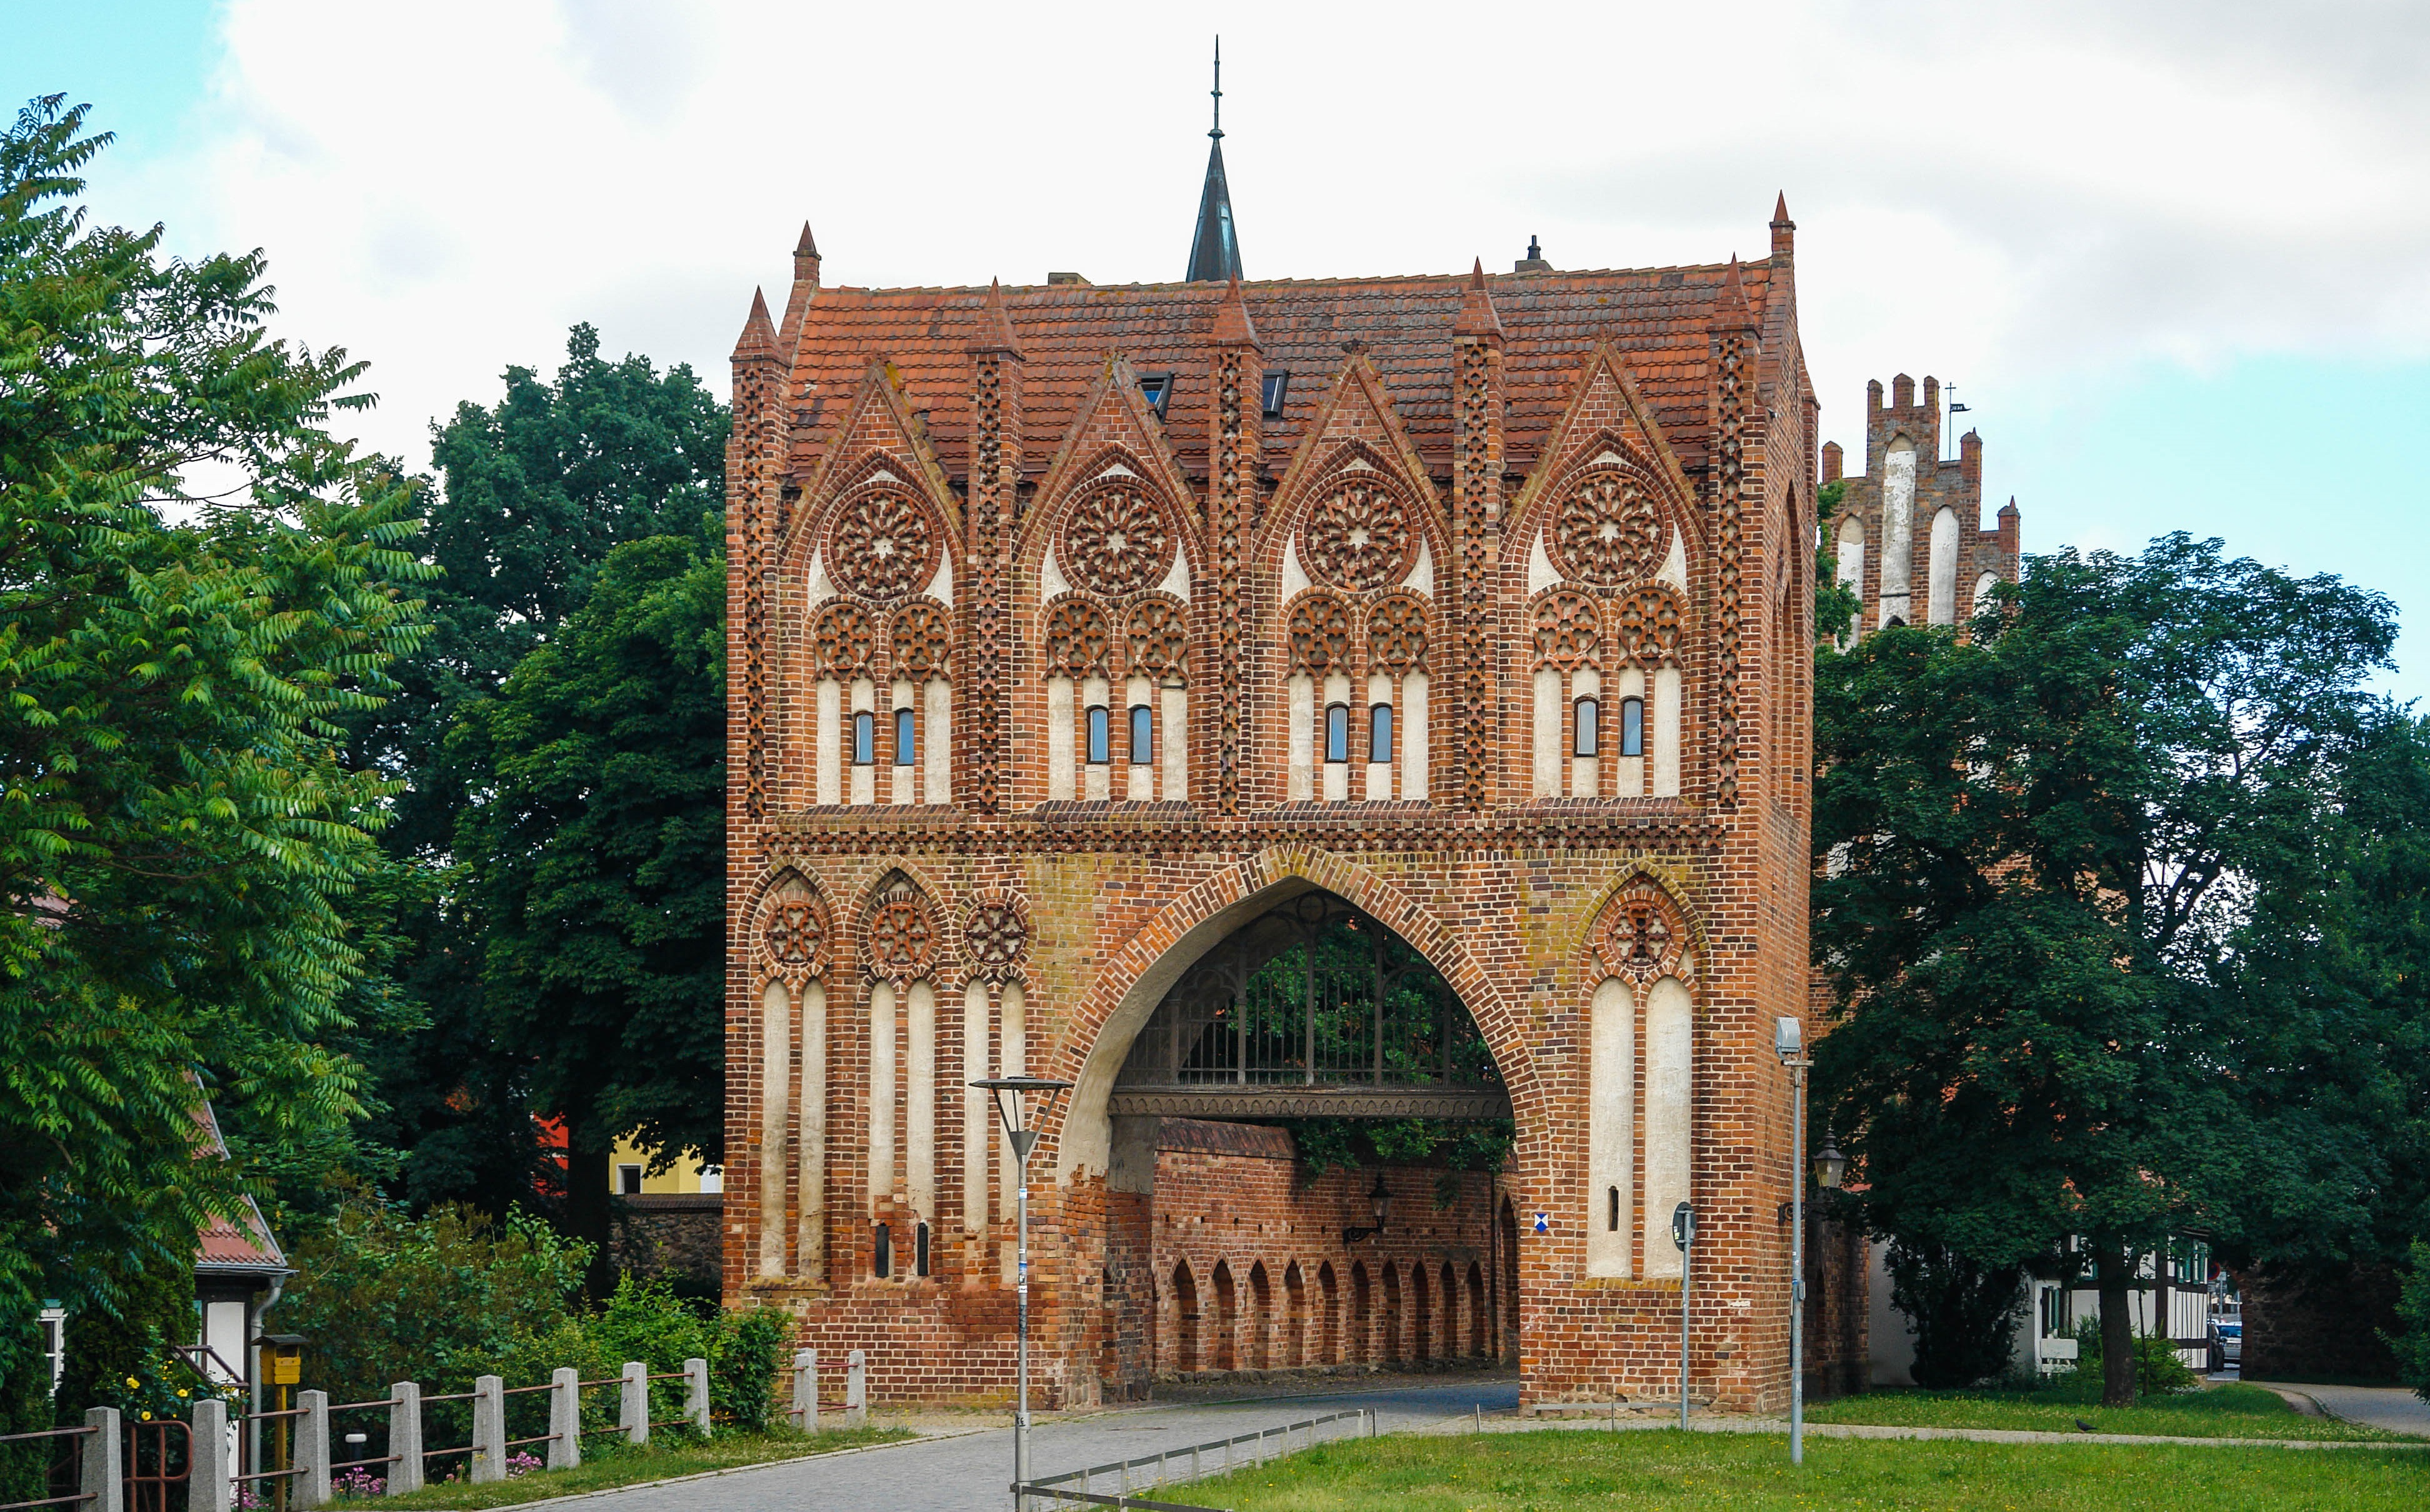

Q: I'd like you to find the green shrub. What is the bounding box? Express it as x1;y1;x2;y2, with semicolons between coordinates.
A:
2063;1320;2198;1397
712;1307;788;1431
2389;1239;2430;1402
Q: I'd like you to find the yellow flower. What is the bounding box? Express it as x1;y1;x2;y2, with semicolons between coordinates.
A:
125;1376;140;1389
176;1389;189;1399
140;1411;152;1421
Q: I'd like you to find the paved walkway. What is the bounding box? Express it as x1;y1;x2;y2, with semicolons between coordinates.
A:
532;1379;1519;1512
2252;1381;2430;1438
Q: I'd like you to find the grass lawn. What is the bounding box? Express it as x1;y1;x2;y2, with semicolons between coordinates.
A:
334;1424;916;1509
1805;1380;2403;1441
1192;1428;2430;1511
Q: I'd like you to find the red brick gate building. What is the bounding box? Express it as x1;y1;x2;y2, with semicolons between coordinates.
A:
721;137;1826;1408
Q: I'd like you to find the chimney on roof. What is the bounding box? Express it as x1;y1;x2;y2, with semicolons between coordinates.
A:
1514;236;1551;274
1048;272;1091;286
1185;37;1244;283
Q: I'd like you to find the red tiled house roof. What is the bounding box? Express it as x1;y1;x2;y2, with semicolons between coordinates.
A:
778;258;1794;487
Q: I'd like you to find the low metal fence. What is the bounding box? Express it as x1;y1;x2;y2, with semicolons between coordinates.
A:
0;1421;100;1512
1014;1406;1374;1512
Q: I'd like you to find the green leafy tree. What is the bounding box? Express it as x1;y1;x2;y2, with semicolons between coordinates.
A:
349;327;726;1215
1812;534;2396;1405
451;527;726;1285
0;95;429;1433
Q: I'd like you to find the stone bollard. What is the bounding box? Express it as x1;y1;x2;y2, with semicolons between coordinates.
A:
548;1367;581;1471
388;1383;423;1496
790;1350;818;1433
187;1397;230;1512
292;1390;331;1510
682;1357;711;1438
469;1375;506;1484
81;1407;122;1512
844;1349;866;1429
620;1361;650;1446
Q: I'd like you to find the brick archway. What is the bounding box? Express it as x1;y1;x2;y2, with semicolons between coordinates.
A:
1049;847;1542;1185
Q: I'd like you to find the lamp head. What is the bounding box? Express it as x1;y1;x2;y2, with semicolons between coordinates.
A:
1813;1132;1848;1191
1368;1171;1390;1227
968;1075;1074;1143
1774;1015;1802;1063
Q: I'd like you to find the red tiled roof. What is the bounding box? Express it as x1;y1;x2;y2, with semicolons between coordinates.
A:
1156;1118;1296;1160
781;260;1778;485
190;1101;289;1276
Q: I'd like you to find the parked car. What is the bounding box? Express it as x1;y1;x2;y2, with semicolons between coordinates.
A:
2207;1318;2242;1373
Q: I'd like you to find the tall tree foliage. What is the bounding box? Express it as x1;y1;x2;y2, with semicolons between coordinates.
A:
0;97;428;1424
350;329;725;1214
452;527;726;1281
1811;534;2396;1404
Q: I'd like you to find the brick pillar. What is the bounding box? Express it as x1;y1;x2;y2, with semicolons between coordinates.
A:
966;280;1022;815
1450;262;1504;812
1708;258;1759;810
1208;276;1262;816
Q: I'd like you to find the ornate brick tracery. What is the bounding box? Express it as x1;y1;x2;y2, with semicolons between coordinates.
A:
1061;483;1174;599
1042;598;1114;679
830;485;941;601
1530;591;1601;672
1301;474;1414;594
1286;592;1352;674
1612;585;1685;669
1549;467;1666;587
1366;592;1429;675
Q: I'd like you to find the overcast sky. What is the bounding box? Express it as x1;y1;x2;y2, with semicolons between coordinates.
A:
12;0;2430;697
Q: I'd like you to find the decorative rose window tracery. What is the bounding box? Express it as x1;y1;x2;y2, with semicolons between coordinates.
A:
829;487;940;601
1288;594;1352;673
813;603;876;679
1041;599;1112;678
1366;593;1429;675
1302;475;1414;594
890;601;952;678
1613;585;1685;668
1550;467;1666;587
963;899;1029;977
1531;592;1601;672
1059;484;1172;598
867;886;936;978
1126;597;1189;682
762;900;824;967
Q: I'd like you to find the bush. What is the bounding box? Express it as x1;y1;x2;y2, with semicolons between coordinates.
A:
2064;1320;2198;1397
2386;1239;2430;1403
1886;1240;2026;1388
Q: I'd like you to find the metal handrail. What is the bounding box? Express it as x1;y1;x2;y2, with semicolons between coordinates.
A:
501;1433;562;1450
1014;1491;1229;1512
326;1396;403;1413
0;1428;94;1447
419;1390;479;1405
0;1495;98;1510
498;1383;554;1398
328;1454;403;1471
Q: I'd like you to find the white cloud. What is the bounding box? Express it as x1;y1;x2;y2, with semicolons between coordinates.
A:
109;0;2430;471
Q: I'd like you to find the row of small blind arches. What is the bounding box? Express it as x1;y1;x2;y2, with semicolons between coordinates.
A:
847;696;1642;768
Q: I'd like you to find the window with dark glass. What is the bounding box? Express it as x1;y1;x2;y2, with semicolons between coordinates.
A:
1086;705;1111;765
1619;696;1644;758
872;1221;892;1280
1574;697;1599;758
1138;372;1174;418
893;707;916;766
1369;703;1393;764
618;1165;643;1196
915;1221;931;1278
1324;704;1350;764
1608;1186;1621;1233
1128;704;1154;765
1261;371;1289;419
852;710;876;765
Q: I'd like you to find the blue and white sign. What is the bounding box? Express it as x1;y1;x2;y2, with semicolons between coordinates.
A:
1532;1211;1550;1234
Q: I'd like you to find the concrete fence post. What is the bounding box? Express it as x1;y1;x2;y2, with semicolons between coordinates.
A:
547;1368;581;1471
186;1398;229;1512
682;1358;711;1438
469;1375;506;1484
620;1361;649;1446
843;1349;866;1429
789;1350;817;1433
292;1390;330;1510
388;1382;423;1496
80;1407;122;1512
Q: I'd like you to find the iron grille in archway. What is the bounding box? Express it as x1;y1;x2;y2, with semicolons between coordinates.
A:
1110;892;1509;1119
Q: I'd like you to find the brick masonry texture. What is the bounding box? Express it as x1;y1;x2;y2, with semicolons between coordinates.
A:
721;204;1858;1411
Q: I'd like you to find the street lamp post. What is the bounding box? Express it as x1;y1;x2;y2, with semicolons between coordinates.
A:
1774;1017;1848;1467
971;1075;1072;1512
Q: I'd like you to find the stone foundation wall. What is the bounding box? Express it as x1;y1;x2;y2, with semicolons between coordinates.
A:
612;1194;723;1291
2240;1265;2402;1383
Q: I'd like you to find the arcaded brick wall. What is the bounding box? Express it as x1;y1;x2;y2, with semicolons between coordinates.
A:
720;223;1818;1411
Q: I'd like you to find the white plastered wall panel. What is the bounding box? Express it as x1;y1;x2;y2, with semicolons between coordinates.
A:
797;978;828;1279
756;980;791;1278
923;679;951;803
997;982;1025;1283
868;981;897;1206
906;978;936;1225
1641;976;1692;1280
1047;677;1076;801
1160;686;1188;800
816;680;843;805
1586;977;1634;1278
1651;667;1682;798
1532;666;1562;797
961;983;989;1231
1401;671;1429;800
1287;674;1315;802
1927;507;1959;626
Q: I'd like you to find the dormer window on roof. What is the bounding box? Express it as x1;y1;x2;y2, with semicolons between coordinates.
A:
1261;371;1289;420
1138;372;1174;419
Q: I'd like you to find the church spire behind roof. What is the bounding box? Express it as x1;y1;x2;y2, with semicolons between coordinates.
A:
1185;37;1243;283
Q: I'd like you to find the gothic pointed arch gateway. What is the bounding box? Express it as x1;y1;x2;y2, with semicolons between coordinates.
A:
724;203;1832;1413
